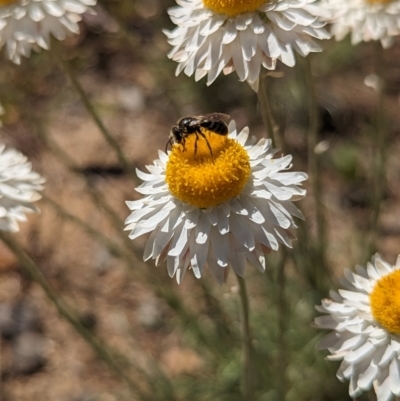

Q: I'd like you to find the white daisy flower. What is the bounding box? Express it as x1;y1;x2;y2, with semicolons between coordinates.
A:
325;0;400;48
0;144;45;232
315;254;400;401
125;119;307;284
0;0;96;64
165;0;331;91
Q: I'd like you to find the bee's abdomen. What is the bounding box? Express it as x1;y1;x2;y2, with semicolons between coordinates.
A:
201;121;228;135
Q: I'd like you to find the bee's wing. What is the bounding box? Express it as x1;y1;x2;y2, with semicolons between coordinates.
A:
203;113;231;123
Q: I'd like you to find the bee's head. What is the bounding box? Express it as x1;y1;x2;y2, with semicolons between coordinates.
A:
170;125;183;142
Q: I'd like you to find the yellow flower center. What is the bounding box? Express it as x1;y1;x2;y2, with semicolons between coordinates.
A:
165;130;251;209
0;0;18;5
366;0;393;4
202;0;266;17
370;269;400;334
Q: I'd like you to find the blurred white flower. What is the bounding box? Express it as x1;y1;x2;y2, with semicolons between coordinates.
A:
325;0;400;48
165;0;331;91
364;73;384;93
125;119;307;284
0;0;96;64
315;254;400;401
0;144;45;232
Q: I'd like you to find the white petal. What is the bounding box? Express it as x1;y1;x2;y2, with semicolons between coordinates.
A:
209;226;229;267
207;244;227;284
229;235;247;276
191;212;210;244
230;213;255;251
389;358;400;395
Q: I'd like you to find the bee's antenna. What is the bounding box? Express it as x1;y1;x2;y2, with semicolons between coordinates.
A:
165;137;173;153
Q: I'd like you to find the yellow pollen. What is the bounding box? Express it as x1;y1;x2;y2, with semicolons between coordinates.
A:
0;0;18;5
203;0;266;17
165;130;251;209
370;269;400;334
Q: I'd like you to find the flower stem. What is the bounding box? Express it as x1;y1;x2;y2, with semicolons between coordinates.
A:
42;194;128;259
54;51;137;183
304;57;326;268
36;125;134;249
366;43;386;260
42;195;224;360
258;73;277;148
277;250;288;400
236;274;254;401
0;335;2;401
0;232;148;399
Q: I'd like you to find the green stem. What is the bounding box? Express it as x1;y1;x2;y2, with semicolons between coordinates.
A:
305;57;326;268
0;232;148;400
55;52;137;183
277;250;288;401
36;125;134;250
42;194;127;260
43;193;225;359
366;43;386;260
258;73;277;148
0;335;2;401
236;274;254;401
199;279;238;344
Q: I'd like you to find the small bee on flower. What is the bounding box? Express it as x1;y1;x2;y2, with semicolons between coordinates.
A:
125;117;307;283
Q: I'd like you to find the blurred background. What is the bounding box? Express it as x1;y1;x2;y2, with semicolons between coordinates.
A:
1;0;400;400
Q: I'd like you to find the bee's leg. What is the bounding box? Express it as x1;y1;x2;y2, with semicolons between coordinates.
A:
199;131;214;159
194;134;198;158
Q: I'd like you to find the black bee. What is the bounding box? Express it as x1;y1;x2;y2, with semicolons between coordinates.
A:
166;113;230;157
